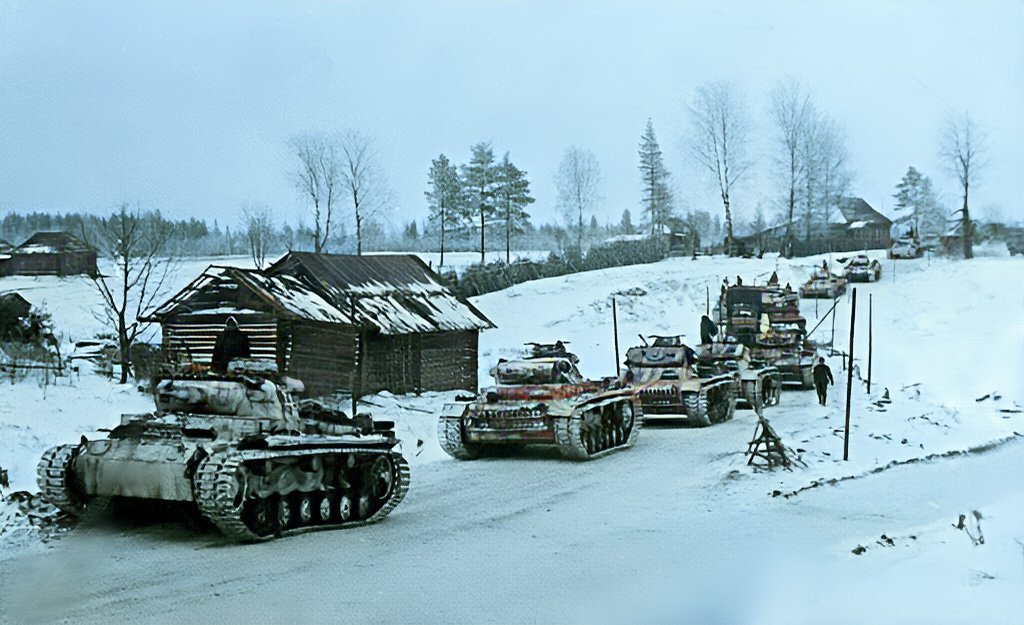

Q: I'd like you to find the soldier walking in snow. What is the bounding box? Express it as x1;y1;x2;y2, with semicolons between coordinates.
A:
700;315;718;345
211;316;251;373
813;357;834;406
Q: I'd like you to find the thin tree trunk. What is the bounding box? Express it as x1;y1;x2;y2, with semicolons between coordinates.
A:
440;202;446;268
962;183;973;259
480;203;485;263
356;211;362;256
723;193;733;256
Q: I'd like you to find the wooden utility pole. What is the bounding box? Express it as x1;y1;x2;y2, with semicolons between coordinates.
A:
350;296;360;418
830;298;837;352
612;297;621;375
705;286;710;316
867;294;873;394
844;288;857;461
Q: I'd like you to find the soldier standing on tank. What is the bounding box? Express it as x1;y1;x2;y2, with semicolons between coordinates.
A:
813;357;834;406
211;316;251;373
700;314;718;345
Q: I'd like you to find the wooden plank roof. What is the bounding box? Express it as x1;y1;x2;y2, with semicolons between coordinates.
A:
264;252;494;334
144;253;495;335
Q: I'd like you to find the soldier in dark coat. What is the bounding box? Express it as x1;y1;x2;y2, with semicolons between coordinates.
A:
700;315;718;345
211;316;251;373
812;356;834;406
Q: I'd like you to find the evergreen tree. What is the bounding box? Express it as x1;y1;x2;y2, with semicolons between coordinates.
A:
460;142;499;263
495;152;535;263
893;166;946;238
638;119;674;236
620;209;634;234
425;154;464;268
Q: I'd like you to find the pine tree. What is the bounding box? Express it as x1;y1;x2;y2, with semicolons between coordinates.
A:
425;154;464;268
495;152;535;263
620;209;634;234
460;142;499;263
638;119;674;237
893;166;946;239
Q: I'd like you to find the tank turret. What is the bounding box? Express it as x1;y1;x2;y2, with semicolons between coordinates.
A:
439;343;640;460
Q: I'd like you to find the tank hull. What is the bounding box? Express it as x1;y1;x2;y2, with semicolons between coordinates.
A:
39;435;409;542
439;390;641;461
635;373;737;427
36;369;410;542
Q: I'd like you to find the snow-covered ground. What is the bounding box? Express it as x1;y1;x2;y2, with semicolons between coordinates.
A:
1;249;1022;624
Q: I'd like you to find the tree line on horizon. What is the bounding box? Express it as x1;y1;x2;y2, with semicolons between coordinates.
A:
0;79;989;263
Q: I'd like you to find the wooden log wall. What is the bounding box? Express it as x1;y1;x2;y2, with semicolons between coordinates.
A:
284;320;359;398
420;330;478;391
162;315;277;364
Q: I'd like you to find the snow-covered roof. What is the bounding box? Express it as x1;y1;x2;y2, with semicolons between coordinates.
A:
847;221;868;229
142;266;351;324
14;232;94;255
265;252;494;335
835;198;891;226
604;234;650;243
146;253;495;335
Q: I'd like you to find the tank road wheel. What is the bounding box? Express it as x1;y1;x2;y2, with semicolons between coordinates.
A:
250;498;275;537
297;494;314;526
369;455;396;503
276;496;293;530
318;496;332;522
337;495;353;522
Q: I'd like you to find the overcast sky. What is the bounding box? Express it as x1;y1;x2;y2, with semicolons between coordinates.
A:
1;0;1022;232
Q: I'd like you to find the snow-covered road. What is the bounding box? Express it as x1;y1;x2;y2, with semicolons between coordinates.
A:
2;248;1022;624
2;417;1021;625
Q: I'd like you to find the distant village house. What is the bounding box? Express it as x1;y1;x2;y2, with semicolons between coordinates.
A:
142;252;495;397
0;231;98;278
738;197;892;257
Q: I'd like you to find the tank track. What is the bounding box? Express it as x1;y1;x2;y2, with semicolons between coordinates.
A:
555;397;642;461
36;444;85;514
437;412;481;460
194;447;410;542
682;381;736;427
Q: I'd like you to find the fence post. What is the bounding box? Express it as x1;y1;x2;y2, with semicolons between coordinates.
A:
612;297;621;376
867;293;873;394
844;288;857;461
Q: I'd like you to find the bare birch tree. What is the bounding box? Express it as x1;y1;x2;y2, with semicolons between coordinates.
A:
290;134;341;253
939;112;986;259
688;81;751;255
770;79;814;256
85;204;174;384
241;203;275;269
555;146;601;251
339;130;391;256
